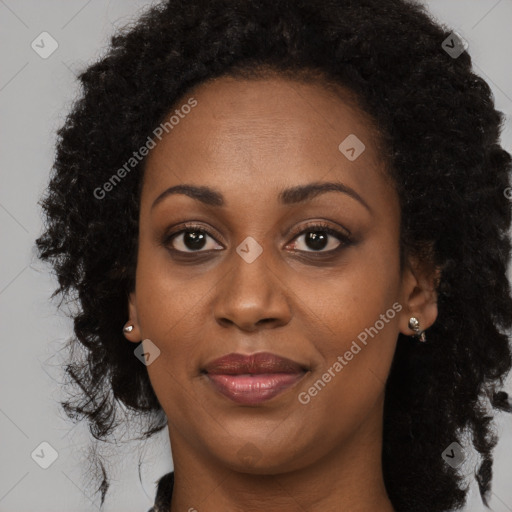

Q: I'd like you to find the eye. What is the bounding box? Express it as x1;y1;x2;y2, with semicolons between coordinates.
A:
286;222;351;253
164;223;223;253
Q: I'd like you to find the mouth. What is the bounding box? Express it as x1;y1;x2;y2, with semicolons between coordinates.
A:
202;352;309;405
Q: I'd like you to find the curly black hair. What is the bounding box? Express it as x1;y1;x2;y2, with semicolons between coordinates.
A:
35;0;512;510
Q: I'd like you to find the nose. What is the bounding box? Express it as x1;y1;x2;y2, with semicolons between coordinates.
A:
213;246;293;332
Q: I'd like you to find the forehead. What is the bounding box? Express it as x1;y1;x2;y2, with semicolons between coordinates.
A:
141;75;394;215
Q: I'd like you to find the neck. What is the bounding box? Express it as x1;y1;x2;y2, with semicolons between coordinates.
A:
168;396;394;512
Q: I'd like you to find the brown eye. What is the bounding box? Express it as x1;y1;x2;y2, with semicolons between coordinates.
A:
286;222;352;253
165;224;223;253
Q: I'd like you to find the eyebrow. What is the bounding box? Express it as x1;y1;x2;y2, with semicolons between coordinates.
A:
151;181;371;213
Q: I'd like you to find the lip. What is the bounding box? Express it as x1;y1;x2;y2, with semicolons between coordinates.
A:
202;352;309;405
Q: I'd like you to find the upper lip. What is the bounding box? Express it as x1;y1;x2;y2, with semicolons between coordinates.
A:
203;352;308;375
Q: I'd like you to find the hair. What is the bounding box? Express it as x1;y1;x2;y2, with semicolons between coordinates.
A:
35;0;512;510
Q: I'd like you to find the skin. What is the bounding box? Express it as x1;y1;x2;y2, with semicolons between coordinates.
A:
124;75;439;512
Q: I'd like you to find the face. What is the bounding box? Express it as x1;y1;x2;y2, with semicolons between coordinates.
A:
125;75;437;474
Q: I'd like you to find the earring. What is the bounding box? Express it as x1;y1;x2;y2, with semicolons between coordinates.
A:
123;323;134;333
408;317;426;342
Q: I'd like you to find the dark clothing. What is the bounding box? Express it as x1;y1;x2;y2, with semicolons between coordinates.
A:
147;472;174;512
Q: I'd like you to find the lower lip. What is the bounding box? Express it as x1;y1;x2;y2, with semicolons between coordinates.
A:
206;373;306;405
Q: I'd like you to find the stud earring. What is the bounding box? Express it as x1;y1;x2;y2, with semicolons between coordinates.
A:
123;323;134;333
408;316;426;342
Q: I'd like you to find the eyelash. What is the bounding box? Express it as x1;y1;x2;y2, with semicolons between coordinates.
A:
162;221;353;257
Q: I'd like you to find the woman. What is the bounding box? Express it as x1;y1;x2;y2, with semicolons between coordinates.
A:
36;0;512;511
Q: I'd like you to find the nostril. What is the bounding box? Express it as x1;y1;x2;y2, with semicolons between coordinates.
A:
256;318;275;326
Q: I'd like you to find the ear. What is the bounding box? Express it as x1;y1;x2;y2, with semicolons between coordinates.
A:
123;291;142;343
398;254;441;337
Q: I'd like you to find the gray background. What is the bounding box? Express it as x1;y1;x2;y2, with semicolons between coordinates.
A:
0;1;511;511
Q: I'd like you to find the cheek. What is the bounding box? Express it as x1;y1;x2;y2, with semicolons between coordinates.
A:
301;237;401;348
132;262;202;415
299;236;402;403
132;245;201;375
134;234;202;330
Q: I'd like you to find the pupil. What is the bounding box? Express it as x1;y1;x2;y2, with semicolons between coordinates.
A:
306;231;328;250
184;231;206;250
